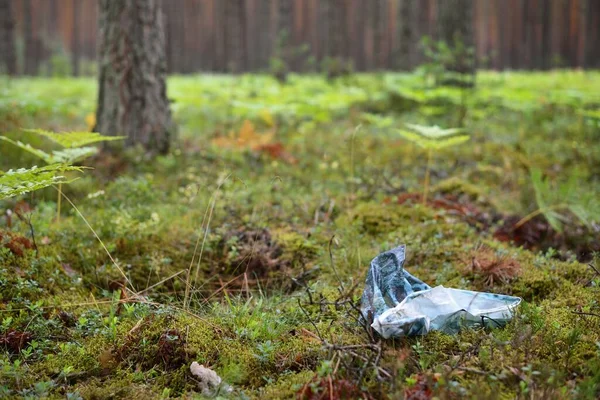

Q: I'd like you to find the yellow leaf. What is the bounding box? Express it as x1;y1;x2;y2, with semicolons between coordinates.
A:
259;109;274;127
212;119;276;151
238;120;256;144
85;113;96;130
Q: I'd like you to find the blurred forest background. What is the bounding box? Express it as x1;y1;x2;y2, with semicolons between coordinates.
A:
1;0;599;77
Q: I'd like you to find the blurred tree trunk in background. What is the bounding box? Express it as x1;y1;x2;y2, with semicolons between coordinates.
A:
437;0;475;75
225;0;246;73
278;0;293;46
0;0;17;75
328;0;346;61
72;0;81;76
23;0;36;75
395;0;413;70
94;0;174;155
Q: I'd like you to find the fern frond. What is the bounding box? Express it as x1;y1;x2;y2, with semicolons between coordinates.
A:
0;165;83;200
398;129;469;150
0;136;98;164
530;169;548;210
404;123;464;139
362;113;394;128
24;129;125;148
529;168;600;232
0;136;53;163
51;147;98;163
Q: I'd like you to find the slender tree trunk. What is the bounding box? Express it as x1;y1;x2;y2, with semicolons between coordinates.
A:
72;0;81;76
94;0;174;155
23;0;37;75
395;0;413;70
437;0;475;76
0;0;17;75
225;0;245;73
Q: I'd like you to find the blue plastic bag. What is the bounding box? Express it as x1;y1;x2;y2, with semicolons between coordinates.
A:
360;245;521;338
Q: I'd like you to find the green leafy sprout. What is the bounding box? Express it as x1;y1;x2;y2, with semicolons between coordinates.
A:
516;168;600;232
0;164;83;200
0;129;123;220
397;123;469;205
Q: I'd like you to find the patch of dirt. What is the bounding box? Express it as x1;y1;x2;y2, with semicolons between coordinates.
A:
84;150;130;181
0;329;33;353
393;192;493;229
115;318;192;371
297;376;365;400
211;227;288;288
404;374;435;400
461;244;521;288
494;216;600;262
0;230;34;257
393;192;600;262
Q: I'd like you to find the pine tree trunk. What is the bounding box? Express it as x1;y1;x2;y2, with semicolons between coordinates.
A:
23;0;36;75
437;0;475;76
225;0;245;73
72;0;81;76
0;0;17;75
94;0;174;155
395;0;413;70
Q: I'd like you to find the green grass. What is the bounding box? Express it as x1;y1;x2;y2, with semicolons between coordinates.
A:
1;70;599;399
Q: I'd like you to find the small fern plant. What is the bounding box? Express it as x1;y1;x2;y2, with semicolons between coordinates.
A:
515;168;600;232
0;129;123;221
0;164;83;200
397;123;469;204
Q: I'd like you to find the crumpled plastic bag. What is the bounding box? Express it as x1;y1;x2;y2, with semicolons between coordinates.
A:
361;245;521;338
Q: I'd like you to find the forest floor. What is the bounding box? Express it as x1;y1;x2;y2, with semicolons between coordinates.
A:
0;71;599;399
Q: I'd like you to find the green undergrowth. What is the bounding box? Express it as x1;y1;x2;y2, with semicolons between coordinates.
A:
1;71;600;398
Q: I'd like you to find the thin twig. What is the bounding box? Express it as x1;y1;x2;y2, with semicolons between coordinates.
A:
572;311;600;318
328;235;344;289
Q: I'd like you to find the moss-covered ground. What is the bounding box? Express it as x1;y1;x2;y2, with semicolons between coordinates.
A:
1;71;599;399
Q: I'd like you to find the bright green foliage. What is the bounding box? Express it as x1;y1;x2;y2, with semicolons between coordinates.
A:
528;168;600;232
0;130;122;219
1;72;600;399
0;164;82;200
398;123;469;149
361;113;394;128
0;136;97;164
23;129;125;148
1;130;123;164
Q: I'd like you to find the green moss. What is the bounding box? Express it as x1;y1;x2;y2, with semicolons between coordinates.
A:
34;335;109;377
272;228;319;267
74;375;160;400
2;72;600;399
433;176;487;201
338;203;436;236
255;370;314;400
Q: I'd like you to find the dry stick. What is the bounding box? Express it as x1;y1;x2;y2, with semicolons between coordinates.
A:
56;181;62;223
513;204;568;229
328;235;344;289
136;269;186;296
57;187;135;292
423;148;432;205
183;197;211;309
183;174;230;310
349;125;361;200
572;311;600;318
193;178;228;287
16;207;38;258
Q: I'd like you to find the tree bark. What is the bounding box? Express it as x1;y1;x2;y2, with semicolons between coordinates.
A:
94;0;174;155
395;0;413;70
72;0;81;76
437;0;475;75
225;0;246;73
23;0;37;75
0;0;17;75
